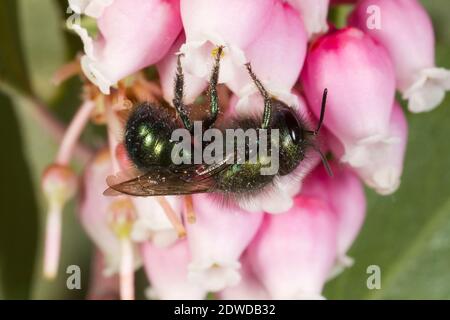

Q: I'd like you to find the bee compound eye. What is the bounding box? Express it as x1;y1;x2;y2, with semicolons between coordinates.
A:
284;110;303;144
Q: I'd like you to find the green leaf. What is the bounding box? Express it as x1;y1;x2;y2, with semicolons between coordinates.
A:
0;0;32;95
0;93;39;299
18;0;67;102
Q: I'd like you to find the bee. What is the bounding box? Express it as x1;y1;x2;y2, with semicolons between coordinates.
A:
105;46;330;201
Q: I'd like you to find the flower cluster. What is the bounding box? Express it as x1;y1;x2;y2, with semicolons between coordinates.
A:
41;0;449;299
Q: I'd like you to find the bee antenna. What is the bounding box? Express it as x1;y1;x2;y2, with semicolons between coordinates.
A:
311;144;333;177
315;88;328;134
305;88;328;136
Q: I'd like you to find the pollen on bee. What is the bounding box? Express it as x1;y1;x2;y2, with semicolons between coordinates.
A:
211;46;225;58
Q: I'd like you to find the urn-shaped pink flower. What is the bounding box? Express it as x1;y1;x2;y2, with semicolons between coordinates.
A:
301;27;396;173
349;0;450;112
247;196;338;299
71;0;182;94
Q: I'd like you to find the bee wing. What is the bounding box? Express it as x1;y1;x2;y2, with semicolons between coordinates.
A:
104;161;231;197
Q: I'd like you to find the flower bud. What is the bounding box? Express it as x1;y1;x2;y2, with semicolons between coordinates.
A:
247;196;337;299
186;194;264;292
41;164;77;279
286;0;330;38
349;0;450;112
141;240;207;300
42;164;78;208
72;0;182;94
301;27;396;170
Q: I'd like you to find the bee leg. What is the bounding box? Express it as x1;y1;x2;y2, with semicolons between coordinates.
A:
173;54;193;132
245;62;272;129
204;45;224;129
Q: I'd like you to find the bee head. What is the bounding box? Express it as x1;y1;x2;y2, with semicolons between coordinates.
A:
270;100;312;176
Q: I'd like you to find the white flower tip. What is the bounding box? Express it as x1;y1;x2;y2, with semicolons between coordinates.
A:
237;192;293;214
70;23;114;94
307;23;329;40
69;0;114;18
404;67;450;113
69;23;95;58
263;195;294;215
235;88;299;115
342;134;399;167
81;55;115;94
327;255;355;280
180;39;246;84
371;166;401;195
188;261;241;292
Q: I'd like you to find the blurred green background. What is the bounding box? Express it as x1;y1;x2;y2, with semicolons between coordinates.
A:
0;0;449;299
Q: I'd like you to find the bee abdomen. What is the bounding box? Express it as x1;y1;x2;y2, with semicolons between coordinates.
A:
216;162;274;194
125;102;178;169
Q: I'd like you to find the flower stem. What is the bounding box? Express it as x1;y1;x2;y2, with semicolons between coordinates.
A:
43;203;62;280
119;237;135;300
56;100;95;165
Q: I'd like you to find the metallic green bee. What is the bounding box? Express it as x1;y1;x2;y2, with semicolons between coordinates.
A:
105;47;329;201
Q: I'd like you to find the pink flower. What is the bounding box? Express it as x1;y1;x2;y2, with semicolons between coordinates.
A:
186;194;264;292
79;150;121;273
78;150;140;276
141;240;207;300
156;33;208;105
80;150;141;299
286;0;330;38
179;0;275;84
302;162;366;274
71;0;182;94
349;0;450;112
227;1;307;110
301;27;396;170
247;196;338;299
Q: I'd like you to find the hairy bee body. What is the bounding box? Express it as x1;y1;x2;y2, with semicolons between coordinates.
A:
122;100;314;197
